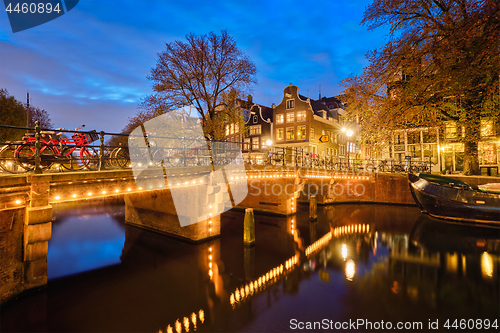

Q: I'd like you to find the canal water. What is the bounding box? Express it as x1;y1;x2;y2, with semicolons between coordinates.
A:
1;203;499;332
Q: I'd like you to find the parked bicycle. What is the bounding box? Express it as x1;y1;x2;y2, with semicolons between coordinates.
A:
0;125;100;173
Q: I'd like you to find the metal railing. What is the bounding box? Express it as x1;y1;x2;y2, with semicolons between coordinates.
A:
0;123;433;175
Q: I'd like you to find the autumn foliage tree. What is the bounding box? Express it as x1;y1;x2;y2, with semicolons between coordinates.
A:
342;0;500;175
144;30;256;140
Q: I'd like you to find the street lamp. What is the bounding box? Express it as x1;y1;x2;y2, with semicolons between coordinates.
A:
344;128;354;166
266;139;273;165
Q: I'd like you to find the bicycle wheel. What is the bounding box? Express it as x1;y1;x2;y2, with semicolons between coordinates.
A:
60;147;85;171
152;148;167;167
81;147;99;171
113;148;130;168
103;147;114;169
0;144;25;173
16;144;55;171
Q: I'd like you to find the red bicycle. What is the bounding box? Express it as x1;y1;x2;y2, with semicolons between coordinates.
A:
14;125;100;172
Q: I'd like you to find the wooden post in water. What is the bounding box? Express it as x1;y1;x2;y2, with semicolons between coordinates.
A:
244;208;255;246
309;195;317;221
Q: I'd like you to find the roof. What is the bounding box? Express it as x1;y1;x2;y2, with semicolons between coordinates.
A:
299;94;341;120
247;103;273;123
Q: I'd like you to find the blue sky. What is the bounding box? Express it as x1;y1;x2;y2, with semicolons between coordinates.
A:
0;0;387;132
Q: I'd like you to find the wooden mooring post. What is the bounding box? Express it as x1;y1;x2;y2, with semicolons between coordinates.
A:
244;208;255;246
309;195;317;221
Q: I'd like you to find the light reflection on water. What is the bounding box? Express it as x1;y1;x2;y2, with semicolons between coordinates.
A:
1;204;499;333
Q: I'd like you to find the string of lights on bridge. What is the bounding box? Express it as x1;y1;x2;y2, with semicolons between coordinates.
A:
6;170;371;207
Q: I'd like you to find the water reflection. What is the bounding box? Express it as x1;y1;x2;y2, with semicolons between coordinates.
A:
49;202;125;279
1;204;499;333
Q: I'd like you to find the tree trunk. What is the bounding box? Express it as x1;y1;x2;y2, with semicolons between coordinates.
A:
462;105;481;175
463;140;479;175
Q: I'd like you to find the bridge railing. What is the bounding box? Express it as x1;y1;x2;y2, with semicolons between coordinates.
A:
0;123;433;175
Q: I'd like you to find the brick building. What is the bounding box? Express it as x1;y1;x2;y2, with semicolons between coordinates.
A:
271;83;357;161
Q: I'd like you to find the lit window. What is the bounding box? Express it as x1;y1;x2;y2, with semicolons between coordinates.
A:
225;124;229;136
297;125;306;139
244;138;251;150
276;114;284;124
286;100;295;109
297;111;306;121
310;128;315;140
445;122;457;139
249;125;261;135
230;123;234;135
276;128;284;141
481;119;494;137
286;112;295;123
286;127;295;140
235;123;239;133
252;137;259;150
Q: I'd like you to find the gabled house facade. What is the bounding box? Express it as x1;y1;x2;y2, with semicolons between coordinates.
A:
271;84;356;160
242;103;273;159
224;98;273;163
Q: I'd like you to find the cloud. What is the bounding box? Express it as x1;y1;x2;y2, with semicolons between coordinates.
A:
1;0;388;132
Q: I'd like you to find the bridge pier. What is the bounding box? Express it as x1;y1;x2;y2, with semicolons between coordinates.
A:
24;175;52;290
235;174;305;215
0;174;52;304
124;187;222;243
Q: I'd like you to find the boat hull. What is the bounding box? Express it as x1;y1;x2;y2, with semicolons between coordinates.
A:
408;174;500;224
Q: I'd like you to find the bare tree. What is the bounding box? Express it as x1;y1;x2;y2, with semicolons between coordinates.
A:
144;30;256;139
28;106;52;129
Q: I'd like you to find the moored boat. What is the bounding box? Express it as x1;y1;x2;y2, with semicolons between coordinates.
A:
408;173;500;224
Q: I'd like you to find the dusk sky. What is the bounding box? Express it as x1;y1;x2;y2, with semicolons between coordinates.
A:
1;0;388;133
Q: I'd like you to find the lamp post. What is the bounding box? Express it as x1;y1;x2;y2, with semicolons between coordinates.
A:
343;128;354;167
266;139;273;165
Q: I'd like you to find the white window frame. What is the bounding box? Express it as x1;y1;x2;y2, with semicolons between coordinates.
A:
276;114;284;124
297;111;306;122
276;128;284;141
249;125;261;135
297;125;306;139
251;137;259;150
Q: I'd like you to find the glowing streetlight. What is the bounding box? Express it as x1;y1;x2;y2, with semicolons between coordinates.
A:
343;128;354;167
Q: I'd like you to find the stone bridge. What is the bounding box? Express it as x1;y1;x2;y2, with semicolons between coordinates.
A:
1;166;421;304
